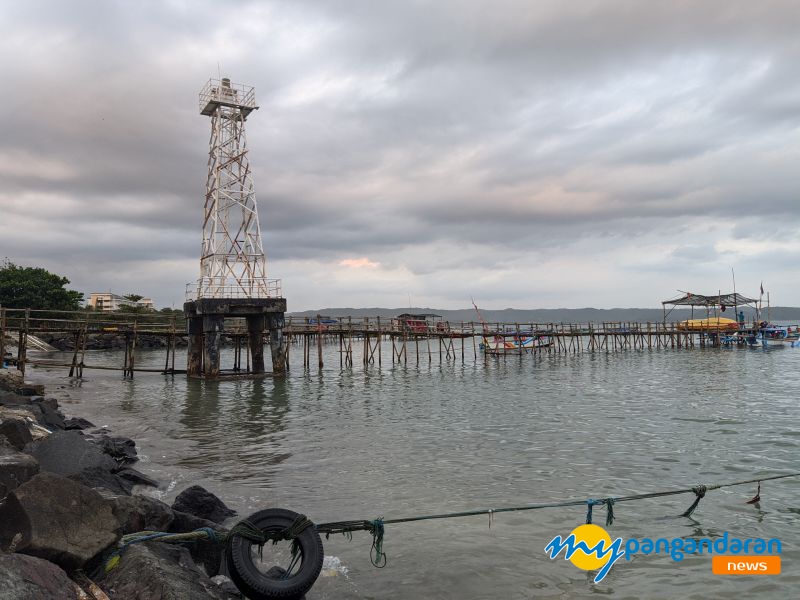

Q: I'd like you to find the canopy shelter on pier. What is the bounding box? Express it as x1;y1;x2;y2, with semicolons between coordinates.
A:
662;292;759;321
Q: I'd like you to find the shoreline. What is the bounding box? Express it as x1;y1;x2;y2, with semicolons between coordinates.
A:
0;367;244;599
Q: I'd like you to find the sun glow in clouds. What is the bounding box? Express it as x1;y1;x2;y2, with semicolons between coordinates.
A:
339;257;380;269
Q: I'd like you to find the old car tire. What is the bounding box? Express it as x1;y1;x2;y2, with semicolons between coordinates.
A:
227;508;324;600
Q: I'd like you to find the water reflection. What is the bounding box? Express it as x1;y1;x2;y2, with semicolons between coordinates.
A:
176;378;292;480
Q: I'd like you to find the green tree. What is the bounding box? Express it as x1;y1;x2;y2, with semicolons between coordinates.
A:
0;262;84;311
123;293;144;302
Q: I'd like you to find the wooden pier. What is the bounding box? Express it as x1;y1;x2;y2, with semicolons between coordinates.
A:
281;315;710;369
0;307;760;380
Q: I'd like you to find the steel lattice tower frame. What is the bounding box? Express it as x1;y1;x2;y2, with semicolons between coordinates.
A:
191;78;280;299
183;77;287;380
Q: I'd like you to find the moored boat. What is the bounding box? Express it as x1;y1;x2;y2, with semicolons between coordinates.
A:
480;334;551;354
758;325;800;348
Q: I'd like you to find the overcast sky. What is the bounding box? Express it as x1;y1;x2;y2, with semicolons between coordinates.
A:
1;1;799;310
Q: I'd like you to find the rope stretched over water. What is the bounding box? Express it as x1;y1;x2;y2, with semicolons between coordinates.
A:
105;471;799;572
313;471;800;567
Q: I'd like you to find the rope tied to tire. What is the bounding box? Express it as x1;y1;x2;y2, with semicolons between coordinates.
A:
314;518;387;567
226;514;314;572
103;471;800;600
226;515;313;555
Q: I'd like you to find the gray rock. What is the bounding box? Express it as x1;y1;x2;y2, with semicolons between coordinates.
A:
211;574;243;598
69;465;133;496
172;484;237;524
112;494;175;534
0;418;33;450
170;509;227;577
0;445;39;499
117;467;159;488
31;399;65;430
32;396;58;411
100;542;232;599
26;430;117;477
64;416;95;430
0;553;76;600
96;435;138;464
111;493;226;577
0;390;32;406
15;385;45;396
0;472;120;571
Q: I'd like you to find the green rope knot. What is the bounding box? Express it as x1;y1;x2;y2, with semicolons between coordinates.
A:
586;498;617;526
314;518;387;567
197;526;219;544
605;498;616;526
682;485;707;518
367;518;386;568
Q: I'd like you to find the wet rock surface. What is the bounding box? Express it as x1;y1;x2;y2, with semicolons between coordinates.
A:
0;472;120;571
0;444;39;498
0;418;33;450
169;508;228;577
63;416;95;430
99;542;234;600
97;434;139;464
0;371;246;598
26;430;118;478
69;465;134;495
112;494;175;534
172;484;237;524
0;553;77;600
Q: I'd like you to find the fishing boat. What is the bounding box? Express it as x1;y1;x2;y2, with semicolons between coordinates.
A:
757;325;800;348
470;298;551;354
479;334;551;354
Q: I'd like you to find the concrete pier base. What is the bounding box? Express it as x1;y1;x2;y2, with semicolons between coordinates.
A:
183;297;287;379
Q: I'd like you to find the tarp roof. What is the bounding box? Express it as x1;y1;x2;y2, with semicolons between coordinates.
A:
661;292;758;307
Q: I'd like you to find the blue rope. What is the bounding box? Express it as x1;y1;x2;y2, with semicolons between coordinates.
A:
197;527;219;544
585;499;603;524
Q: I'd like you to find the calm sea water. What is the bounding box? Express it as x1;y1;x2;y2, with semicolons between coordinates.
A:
27;339;800;599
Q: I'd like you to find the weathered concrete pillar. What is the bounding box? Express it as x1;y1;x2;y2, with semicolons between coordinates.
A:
268;314;286;377
247;315;266;374
187;316;204;377
202;315;225;379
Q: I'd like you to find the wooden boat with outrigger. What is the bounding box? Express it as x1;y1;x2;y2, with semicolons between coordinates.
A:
471;298;551;355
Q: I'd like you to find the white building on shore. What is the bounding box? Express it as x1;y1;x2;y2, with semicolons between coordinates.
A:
87;292;154;312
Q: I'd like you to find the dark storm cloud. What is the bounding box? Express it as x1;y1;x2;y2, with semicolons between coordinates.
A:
1;0;799;308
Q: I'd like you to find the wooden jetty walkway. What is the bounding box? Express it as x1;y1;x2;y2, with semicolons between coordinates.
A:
0;307;752;380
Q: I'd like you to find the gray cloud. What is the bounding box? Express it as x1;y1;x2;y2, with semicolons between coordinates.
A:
1;0;799;309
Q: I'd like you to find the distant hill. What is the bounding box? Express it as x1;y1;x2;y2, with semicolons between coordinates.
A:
288;306;800;323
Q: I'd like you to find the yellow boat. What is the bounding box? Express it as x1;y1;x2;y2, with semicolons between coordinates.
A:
677;317;739;331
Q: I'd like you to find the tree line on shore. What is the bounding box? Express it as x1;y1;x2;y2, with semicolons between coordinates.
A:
0;261;181;316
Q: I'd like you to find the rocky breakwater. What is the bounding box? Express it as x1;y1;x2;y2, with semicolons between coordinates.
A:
0;368;243;599
38;332;188;352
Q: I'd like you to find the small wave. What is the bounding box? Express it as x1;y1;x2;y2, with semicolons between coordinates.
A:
321;555;349;578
